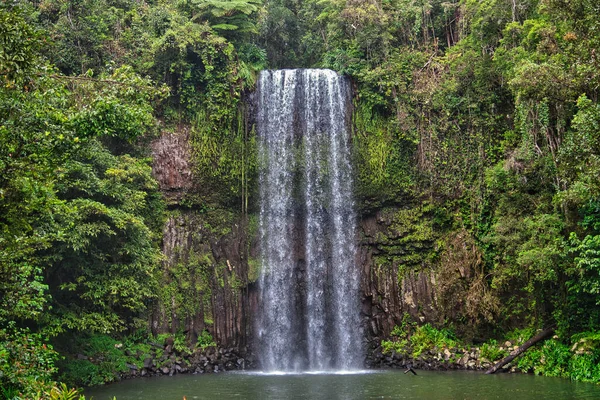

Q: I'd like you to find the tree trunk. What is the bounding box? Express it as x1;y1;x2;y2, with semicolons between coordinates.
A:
485;325;556;374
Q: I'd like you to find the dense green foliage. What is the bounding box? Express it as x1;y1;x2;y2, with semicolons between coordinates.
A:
515;332;600;383
2;0;600;395
56;330;216;387
381;315;458;358
1;2;167;396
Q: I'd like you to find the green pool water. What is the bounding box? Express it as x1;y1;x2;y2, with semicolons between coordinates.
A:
85;369;600;400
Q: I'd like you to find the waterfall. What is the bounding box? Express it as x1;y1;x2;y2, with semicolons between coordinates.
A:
256;69;362;372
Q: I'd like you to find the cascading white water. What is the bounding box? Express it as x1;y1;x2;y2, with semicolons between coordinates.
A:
256;69;362;372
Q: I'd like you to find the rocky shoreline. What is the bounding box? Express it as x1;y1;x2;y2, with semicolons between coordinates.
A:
367;341;529;373
109;340;527;382
120;346;255;379
367;347;491;371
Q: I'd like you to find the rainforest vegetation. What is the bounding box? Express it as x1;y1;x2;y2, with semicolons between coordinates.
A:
2;0;600;397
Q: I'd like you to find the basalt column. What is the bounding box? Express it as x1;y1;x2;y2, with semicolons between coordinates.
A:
256;69;362;372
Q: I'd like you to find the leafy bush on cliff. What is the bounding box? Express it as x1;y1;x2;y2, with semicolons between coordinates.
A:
382;316;458;358
410;324;457;358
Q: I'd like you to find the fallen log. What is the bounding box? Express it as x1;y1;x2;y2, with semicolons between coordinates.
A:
404;366;417;375
485;325;556;374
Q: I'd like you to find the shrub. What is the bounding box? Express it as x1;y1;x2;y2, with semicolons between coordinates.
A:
60;359;103;387
480;339;508;362
196;330;216;350
410;324;457;358
569;351;600;383
516;339;570;377
516;346;543;373
0;328;57;399
536;340;571;377
380;316;459;358
505;328;535;345
381;338;409;355
381;314;413;355
59;333;153;387
46;382;85;400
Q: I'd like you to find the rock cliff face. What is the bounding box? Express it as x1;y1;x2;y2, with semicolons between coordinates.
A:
359;207;437;342
358;208;491;347
150;129;256;352
150;128;489;360
149;212;253;348
151;128;193;204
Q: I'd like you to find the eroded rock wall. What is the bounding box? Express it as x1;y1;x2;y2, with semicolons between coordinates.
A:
358;206;493;348
151;128;491;357
151;129;255;351
150;212;252;348
151;129;193;204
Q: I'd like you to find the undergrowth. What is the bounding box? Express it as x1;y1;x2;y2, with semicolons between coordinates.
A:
381;314;458;358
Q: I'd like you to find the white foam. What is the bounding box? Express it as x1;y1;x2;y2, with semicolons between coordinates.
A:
237;369;377;377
